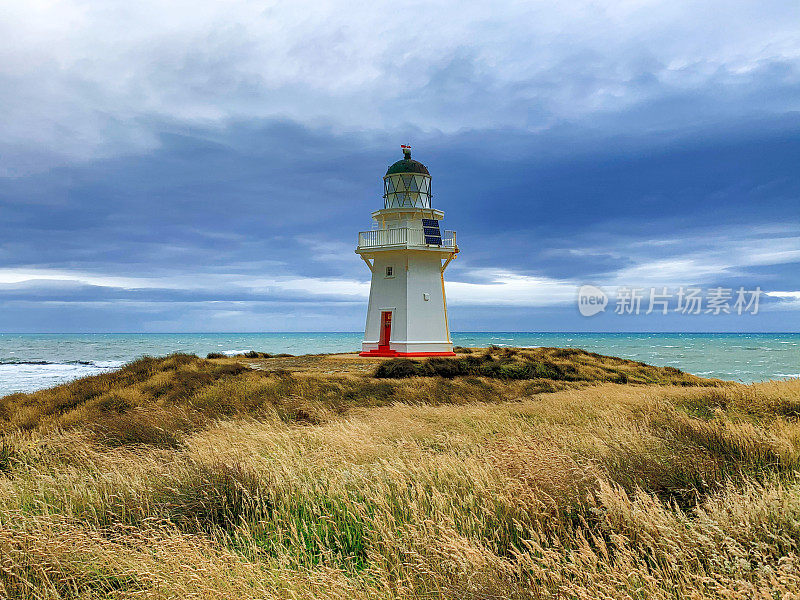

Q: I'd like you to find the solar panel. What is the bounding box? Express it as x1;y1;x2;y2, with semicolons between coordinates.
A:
421;218;442;245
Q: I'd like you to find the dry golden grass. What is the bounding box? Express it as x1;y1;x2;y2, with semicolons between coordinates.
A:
0;348;718;442
0;350;798;598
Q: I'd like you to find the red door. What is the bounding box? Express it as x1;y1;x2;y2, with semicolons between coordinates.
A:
379;311;392;349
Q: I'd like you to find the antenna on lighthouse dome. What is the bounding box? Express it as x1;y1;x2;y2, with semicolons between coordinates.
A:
401;144;412;159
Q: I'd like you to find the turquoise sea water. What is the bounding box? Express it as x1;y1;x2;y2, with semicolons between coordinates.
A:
0;332;797;395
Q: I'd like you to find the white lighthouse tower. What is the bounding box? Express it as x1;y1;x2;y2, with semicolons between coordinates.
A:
356;147;458;357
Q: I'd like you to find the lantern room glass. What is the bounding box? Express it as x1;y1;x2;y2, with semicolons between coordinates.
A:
383;173;432;209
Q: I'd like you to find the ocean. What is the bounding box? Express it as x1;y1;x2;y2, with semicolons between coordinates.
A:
0;332;797;396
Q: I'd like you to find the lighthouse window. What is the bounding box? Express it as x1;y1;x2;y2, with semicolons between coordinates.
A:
385;266;393;278
384;173;432;209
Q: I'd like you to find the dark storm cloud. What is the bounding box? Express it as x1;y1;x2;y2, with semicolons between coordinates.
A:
1;114;798;331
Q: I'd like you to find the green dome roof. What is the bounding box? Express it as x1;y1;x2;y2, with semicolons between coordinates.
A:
385;149;430;176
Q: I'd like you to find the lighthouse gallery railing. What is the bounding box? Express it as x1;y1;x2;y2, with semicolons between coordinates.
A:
358;228;456;249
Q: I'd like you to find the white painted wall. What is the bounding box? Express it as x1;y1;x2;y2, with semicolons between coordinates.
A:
361;248;453;354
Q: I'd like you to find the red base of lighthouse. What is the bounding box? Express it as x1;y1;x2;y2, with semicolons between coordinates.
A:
359;349;457;358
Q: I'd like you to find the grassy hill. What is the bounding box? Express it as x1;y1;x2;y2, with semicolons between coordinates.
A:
0;348;799;598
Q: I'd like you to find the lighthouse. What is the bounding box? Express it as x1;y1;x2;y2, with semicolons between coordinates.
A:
356;147;458;357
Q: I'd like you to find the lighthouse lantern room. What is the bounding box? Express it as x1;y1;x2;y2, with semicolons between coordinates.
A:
356;147;458;357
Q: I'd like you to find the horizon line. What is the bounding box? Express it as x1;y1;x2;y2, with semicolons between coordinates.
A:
1;331;798;336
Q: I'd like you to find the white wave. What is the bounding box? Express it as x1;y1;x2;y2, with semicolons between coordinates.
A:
92;360;126;368
0;361;122;396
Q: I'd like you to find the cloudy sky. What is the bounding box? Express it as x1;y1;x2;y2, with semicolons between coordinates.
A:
1;0;799;332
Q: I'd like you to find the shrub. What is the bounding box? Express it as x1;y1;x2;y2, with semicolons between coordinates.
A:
375;355;571;381
528;361;564;379
464;353;494;367
496;363;536;380
223;351;273;358
206;352;225;359
372;350;653;383
421;358;469;378
374;359;422;378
